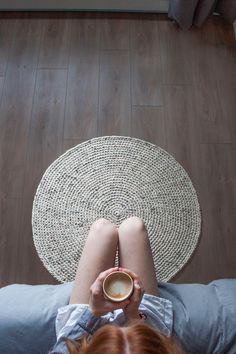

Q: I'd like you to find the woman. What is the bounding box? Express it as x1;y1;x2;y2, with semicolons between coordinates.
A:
51;216;185;353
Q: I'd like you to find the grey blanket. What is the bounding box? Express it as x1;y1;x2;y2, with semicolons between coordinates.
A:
0;279;236;353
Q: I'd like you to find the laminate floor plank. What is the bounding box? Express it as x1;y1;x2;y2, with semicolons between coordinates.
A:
164;82;232;154
0;76;4;97
0;197;22;285
70;14;100;50
0;68;37;197
163;85;200;175
38;18;71;69
98;50;131;136
17;69;67;284
174;143;236;283
0;13;236;287
7;17;42;69
159;20;196;85
63;17;99;139
0;19;41;198
211;19;236;87
131;106;166;149
217;85;236;144
131;14;163;105
192;83;232;144
159;17;236;88
0;19;15;76
63;138;87;153
187;20;221;87
99;15;130;50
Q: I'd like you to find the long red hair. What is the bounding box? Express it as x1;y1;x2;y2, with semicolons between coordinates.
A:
65;322;185;354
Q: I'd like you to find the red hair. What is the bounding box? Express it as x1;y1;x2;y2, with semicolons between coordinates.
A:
65;322;185;354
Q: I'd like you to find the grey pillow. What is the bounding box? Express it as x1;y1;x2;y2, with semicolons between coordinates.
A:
159;279;236;354
0;282;73;354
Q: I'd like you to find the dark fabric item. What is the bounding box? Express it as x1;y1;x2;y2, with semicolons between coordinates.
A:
168;0;236;30
217;0;236;23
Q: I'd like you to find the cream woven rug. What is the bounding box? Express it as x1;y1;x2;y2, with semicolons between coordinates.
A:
32;136;201;283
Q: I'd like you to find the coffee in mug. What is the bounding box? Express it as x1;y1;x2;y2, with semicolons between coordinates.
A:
103;271;134;302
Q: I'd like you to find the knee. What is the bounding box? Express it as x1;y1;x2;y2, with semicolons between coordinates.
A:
90;218;117;237
119;216;146;234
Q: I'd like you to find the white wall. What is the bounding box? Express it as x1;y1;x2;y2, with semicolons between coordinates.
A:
0;0;169;12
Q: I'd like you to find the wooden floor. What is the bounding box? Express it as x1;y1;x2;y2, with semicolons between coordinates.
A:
0;12;235;287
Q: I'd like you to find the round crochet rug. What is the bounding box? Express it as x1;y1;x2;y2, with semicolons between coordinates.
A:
32;136;201;283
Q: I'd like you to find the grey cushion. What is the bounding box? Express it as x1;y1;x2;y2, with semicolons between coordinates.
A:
0;280;236;354
0;282;73;354
159;279;236;354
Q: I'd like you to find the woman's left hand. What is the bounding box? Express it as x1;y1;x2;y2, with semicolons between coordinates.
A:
119;267;145;321
88;267;130;317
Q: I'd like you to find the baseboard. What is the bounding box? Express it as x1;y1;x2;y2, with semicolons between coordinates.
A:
0;0;169;12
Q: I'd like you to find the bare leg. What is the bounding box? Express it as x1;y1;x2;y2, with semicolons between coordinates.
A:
118;216;158;296
70;218;118;304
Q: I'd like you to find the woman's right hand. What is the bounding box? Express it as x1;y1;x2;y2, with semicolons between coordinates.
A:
119;267;145;321
89;267;130;317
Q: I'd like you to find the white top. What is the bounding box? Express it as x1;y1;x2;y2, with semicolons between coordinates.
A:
51;293;173;353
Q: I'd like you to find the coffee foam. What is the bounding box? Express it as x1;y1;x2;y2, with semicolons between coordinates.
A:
106;279;131;298
103;272;133;300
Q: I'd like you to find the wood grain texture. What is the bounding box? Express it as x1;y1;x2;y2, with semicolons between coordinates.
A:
16;69;67;284
163;85;199;175
159;17;236;88
131;106;166;149
0;76;4;97
38;18;70;69
28;69;67;165
99;15;130;50
0;13;236;287
174;143;236;283
159;21;196;85
211;18;236;88
8;17;41;69
217;85;236;144
0;19;15;76
192;83;232;144
98;49;131;136
63;138;87;153
131;14;163;105
0;19;41;198
63;17;99;139
0;197;22;285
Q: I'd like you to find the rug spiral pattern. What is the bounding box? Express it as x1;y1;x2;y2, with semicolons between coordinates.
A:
32;136;201;283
